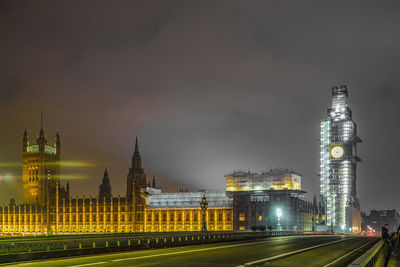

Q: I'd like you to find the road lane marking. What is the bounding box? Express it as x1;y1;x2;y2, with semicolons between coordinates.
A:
111;239;280;262
67;262;107;267
237;237;356;266
322;239;377;267
110;235;330;262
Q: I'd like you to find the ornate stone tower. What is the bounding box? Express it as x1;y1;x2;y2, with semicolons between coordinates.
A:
320;86;361;233
126;137;147;231
99;168;112;199
22;113;60;206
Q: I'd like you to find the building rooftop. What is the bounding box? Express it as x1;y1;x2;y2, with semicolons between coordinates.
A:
146;191;232;209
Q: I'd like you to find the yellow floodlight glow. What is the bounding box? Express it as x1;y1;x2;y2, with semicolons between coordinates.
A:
48;161;96;167
59;174;89;180
0;161;95;168
0;162;21;168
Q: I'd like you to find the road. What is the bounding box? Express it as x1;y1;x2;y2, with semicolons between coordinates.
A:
2;235;378;267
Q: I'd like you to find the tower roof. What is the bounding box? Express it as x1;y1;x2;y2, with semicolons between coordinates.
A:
332;85;348;97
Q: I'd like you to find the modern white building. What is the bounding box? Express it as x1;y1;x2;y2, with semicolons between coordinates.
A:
320;86;362;233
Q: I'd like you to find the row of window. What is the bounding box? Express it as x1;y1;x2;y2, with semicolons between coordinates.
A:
146;213;231;223
1;213;233;224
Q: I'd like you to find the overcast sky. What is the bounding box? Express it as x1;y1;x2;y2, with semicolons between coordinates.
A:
1;1;399;213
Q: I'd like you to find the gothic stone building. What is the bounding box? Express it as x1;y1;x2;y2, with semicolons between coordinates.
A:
0;127;233;235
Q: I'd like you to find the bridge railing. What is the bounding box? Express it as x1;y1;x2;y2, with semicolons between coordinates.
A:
0;230;300;263
349;231;398;267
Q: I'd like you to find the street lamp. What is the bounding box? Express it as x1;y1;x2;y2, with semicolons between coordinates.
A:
276;208;282;230
200;193;208;232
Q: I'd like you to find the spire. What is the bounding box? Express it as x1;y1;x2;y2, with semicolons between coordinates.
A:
41;107;43;130
23;128;28;152
99;168;112;199
135;136;139;154
103;168;109;183
127;136;147;200
55;130;61;157
152;176;156;188
131;136;143;170
313;195;317;209
39;107;44;135
38;108;46;142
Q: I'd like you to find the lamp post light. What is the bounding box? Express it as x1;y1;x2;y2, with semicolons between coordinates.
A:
200;193;208;232
276;208;282;230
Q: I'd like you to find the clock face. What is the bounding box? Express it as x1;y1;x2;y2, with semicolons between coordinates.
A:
330;145;344;159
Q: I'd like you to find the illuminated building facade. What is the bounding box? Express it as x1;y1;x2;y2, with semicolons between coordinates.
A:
145;192;233;232
226;169;316;231
0;122;318;235
320;85;361;233
232;190;314;231
225;168;301;192
0;127;232;235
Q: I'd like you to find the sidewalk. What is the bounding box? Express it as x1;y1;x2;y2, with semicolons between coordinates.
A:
388;237;400;267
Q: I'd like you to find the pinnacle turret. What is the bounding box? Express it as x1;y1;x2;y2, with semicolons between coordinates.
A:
55;131;61;156
23;128;28;152
99;168;112;199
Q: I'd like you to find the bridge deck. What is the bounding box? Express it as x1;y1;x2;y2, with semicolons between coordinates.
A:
0;235;377;267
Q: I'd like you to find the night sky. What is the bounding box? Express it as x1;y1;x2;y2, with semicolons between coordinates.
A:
1;1;400;213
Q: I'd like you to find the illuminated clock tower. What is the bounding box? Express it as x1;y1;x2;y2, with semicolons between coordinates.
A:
320;86;361;233
22;114;60;206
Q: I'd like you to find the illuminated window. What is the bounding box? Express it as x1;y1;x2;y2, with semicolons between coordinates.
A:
239;226;245;230
210;213;214;222
239;213;245;221
258;216;262;222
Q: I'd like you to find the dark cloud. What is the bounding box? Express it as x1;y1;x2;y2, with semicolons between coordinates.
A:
0;1;400;212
